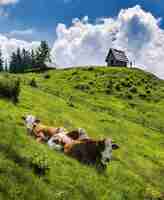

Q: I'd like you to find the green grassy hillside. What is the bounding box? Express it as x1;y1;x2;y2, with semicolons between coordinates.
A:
0;66;164;200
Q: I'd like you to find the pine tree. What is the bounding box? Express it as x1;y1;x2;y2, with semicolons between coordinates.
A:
10;48;26;73
16;48;23;73
22;48;31;71
9;52;17;73
31;49;36;69
35;41;51;68
0;48;4;72
9;41;51;73
4;60;8;72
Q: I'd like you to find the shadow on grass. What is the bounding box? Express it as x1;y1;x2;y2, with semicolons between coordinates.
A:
0;143;49;176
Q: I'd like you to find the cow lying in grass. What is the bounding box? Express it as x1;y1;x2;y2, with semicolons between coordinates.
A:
22;115;119;169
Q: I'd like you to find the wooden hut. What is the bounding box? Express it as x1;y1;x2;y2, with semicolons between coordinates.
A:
105;48;129;67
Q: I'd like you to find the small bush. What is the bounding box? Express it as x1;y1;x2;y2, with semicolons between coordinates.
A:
115;84;121;91
44;74;50;79
74;83;90;91
100;71;105;76
29;78;38;88
139;92;147;99
129;86;137;93
89;90;95;94
30;153;50;176
73;75;81;81
105;89;111;95
121;81;131;88
145;85;149;90
106;81;113;89
124;91;133;99
146;90;151;94
129;103;136;108
87;67;94;71
67;96;75;108
89;81;94;85
0;77;20;103
72;71;78;75
136;81;141;86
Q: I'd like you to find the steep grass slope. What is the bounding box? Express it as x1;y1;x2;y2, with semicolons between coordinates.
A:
0;67;164;200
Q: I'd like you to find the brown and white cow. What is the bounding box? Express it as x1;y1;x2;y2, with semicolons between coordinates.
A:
23;115;119;169
22;115;65;142
45;125;119;168
64;138;119;169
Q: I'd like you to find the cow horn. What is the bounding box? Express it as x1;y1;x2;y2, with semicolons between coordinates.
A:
22;116;26;120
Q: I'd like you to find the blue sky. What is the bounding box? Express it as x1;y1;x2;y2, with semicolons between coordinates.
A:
1;0;164;44
0;0;164;78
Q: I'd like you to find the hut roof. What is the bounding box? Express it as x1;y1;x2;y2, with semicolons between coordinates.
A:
106;48;129;63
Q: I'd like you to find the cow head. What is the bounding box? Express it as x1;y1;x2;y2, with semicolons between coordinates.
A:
22;115;40;134
100;139;119;165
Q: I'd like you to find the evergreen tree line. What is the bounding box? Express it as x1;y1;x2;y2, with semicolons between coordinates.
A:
0;41;51;73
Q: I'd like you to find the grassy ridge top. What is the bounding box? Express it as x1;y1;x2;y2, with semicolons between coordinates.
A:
0;66;164;200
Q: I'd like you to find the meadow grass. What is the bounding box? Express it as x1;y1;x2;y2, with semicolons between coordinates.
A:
0;67;164;200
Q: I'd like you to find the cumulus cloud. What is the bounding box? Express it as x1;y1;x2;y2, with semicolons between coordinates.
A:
0;0;18;5
51;5;164;78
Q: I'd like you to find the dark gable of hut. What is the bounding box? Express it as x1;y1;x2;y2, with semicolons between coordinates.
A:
105;48;129;67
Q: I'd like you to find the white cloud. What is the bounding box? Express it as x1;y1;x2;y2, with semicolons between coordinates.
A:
8;29;34;36
6;29;36;41
0;34;40;61
51;5;164;78
0;0;18;5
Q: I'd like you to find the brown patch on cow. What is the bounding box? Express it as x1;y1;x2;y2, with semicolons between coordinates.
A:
64;139;106;166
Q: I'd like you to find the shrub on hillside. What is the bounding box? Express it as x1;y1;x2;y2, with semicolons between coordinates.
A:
44;74;50;79
106;80;113;89
30;152;50;176
129;86;137;93
139;92;147;100
87;67;94;71
29;78;38;88
0;77;20;103
89;81;94;85
67;96;75;108
123;91;133;100
115;84;121;91
72;71;78;76
74;83;90;91
73;75;81;81
146;89;151;94
121;81;131;88
89;90;95;94
105;89;112;95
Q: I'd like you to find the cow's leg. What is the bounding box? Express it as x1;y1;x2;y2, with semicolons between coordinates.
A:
36;137;44;143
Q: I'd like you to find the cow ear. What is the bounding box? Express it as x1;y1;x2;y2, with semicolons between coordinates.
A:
112;144;120;150
22;116;26;121
35;119;40;123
